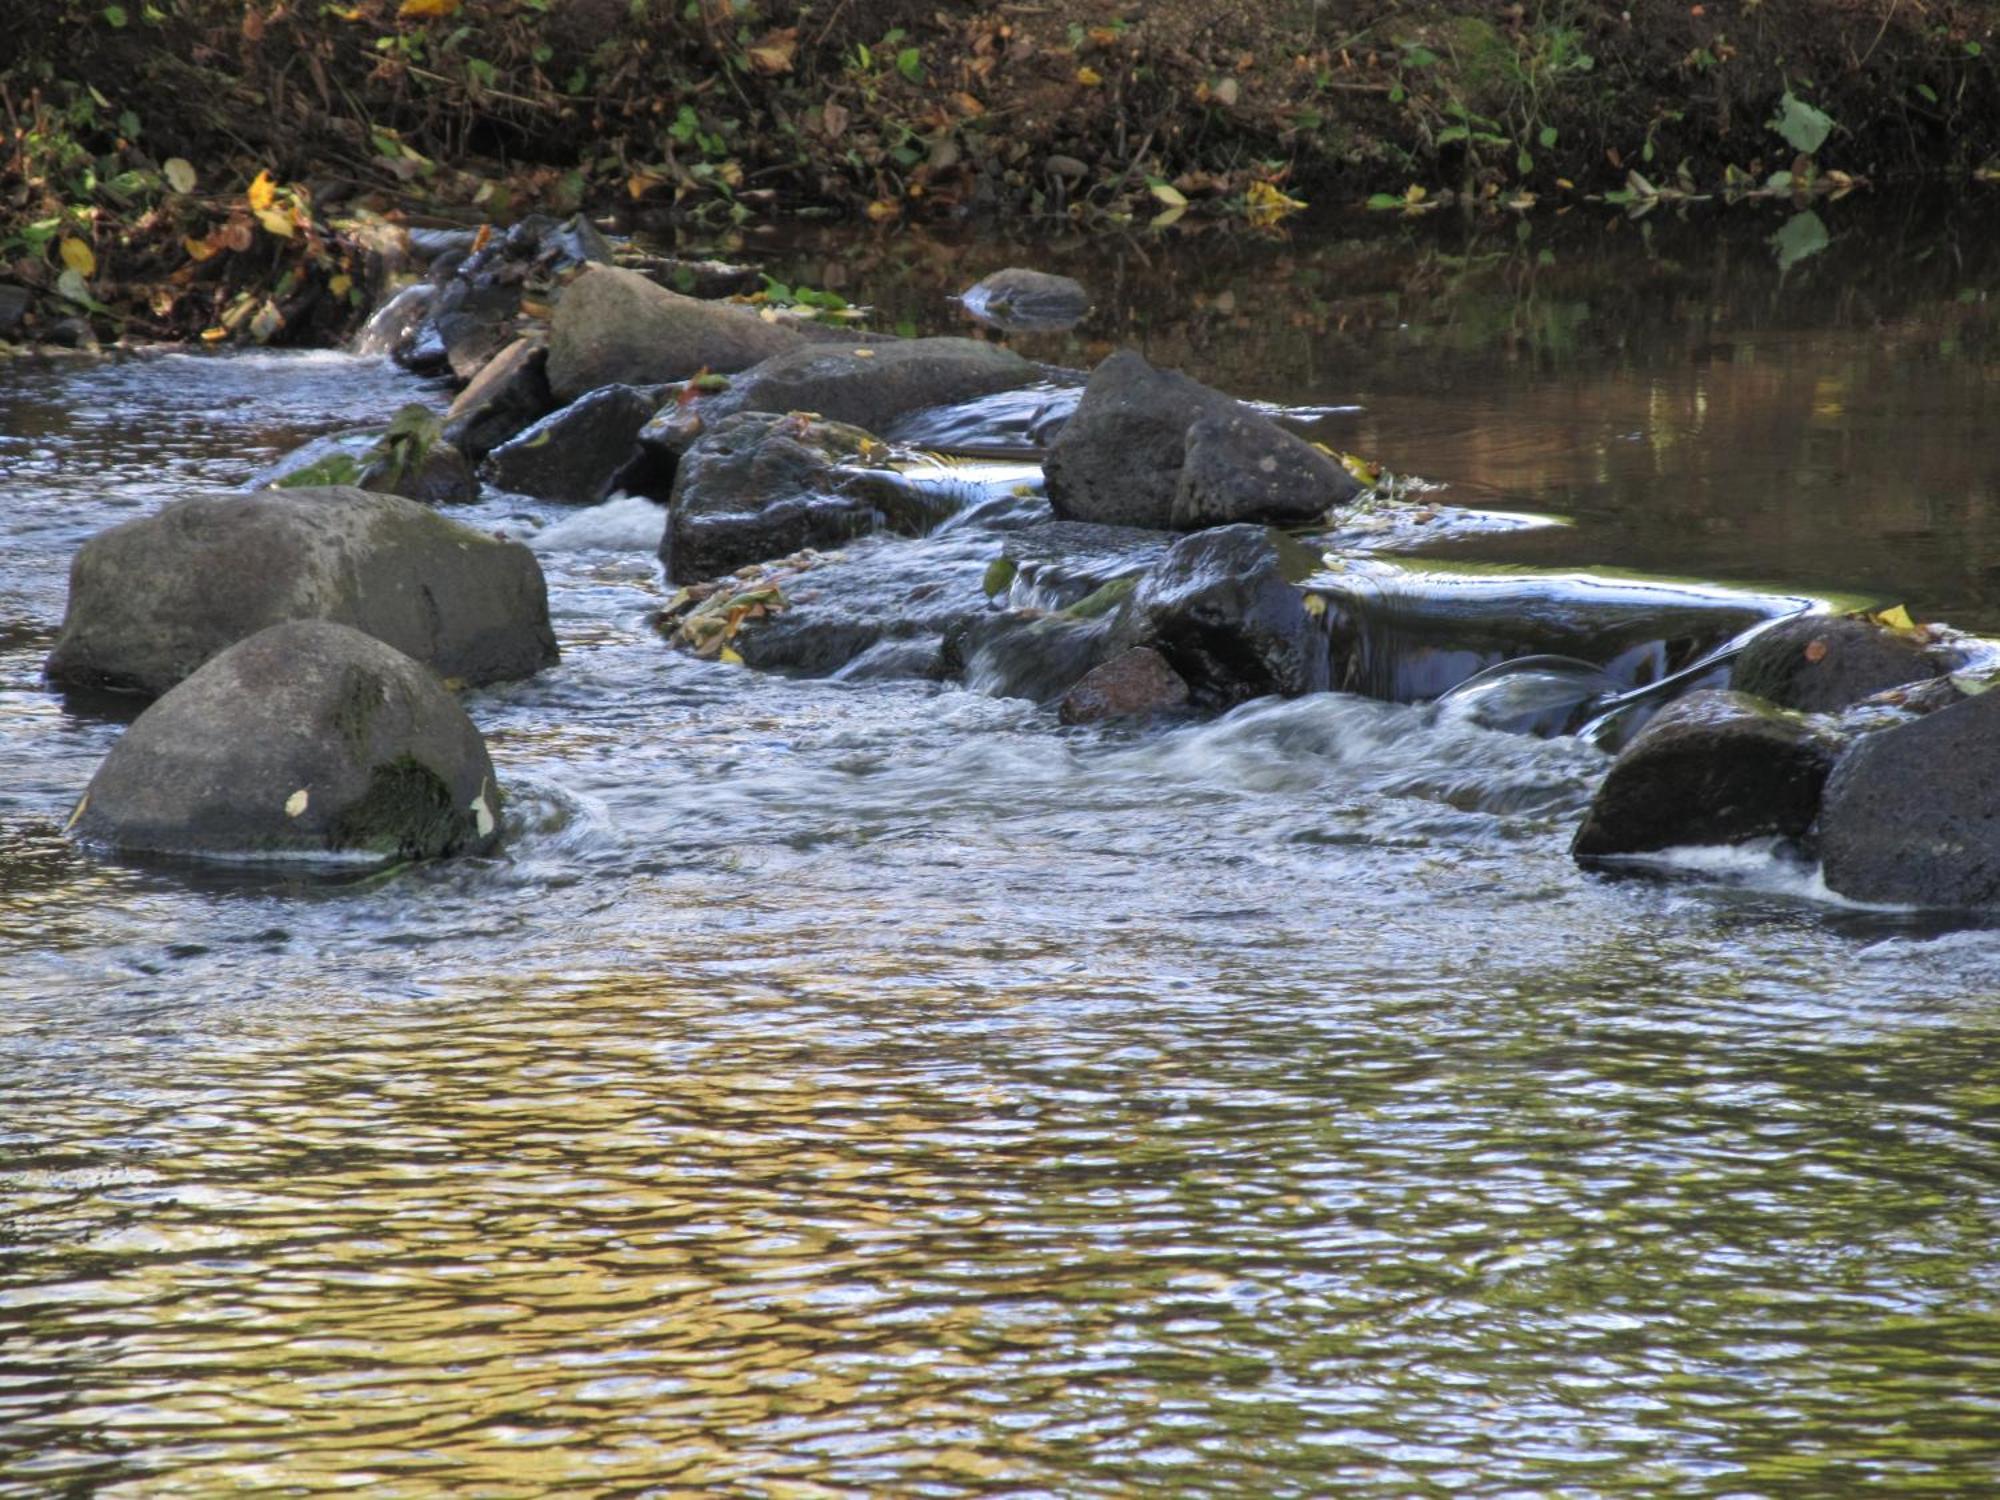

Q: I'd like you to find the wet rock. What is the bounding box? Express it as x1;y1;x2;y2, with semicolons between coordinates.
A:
440;337;554;462
617;253;761;299
1571;690;1841;861
546;264;804;402
998;520;1170;610
482;384;663;504
431;277;523;385
1059;646;1191;725
1044;350;1359;531
1732;612;1946;713
358;439;478;507
649;338;1039;457
662;412;895;585
71;620;500;863
962;267;1091;331
946;609;1126;704
47;486;557;698
0;283;30;336
1820;687;2000;906
1133;525;1329;706
728;535;993;679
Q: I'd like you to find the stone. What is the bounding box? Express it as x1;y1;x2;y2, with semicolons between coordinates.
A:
71;620;500;863
961;267;1091;331
482;384;663;504
1571;689;1841;861
1732;612;1945;713
661;412;891;584
358;439;479;507
545;264;805;402
1820;687;2000;906
47;486;557;698
431;277;523;385
647;337;1039;458
0;283;30;336
945;609;1127;704
441;337;554;462
1132;525;1329;706
1059;646;1191;725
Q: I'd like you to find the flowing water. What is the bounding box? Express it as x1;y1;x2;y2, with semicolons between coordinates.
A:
2;200;1999;1496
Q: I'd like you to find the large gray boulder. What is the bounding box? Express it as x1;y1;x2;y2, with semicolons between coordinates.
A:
642;337;1039;458
661;412;890;584
47;486;557;698
1732;612;1945;713
1820;687;2000;906
1132;525;1329;706
483;383;663;504
71;620;500;863
1045;350;1361;530
545;264;805;402
1571;690;1841;861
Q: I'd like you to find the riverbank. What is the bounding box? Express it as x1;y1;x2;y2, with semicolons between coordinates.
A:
5;0;1999;343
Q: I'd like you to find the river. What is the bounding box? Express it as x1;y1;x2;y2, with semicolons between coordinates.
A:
2;199;1997;1495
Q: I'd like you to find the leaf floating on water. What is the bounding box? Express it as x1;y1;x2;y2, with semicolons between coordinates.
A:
1244;179;1306;227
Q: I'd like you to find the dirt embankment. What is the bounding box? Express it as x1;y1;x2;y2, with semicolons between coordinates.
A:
5;0;1998;344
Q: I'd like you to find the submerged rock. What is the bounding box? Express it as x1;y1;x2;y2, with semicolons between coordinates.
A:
47;486;557;698
1571;690;1840;861
646;337;1039;457
71;620;500;863
961;267;1091;331
1133;525;1329;706
1044;350;1359;531
545;264;804;402
1819;687;2000;906
482;383;663;504
440;337;554;462
1059;646;1190;725
1731;612;1946;713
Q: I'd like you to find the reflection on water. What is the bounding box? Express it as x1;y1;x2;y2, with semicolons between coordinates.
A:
5;200;2000;1496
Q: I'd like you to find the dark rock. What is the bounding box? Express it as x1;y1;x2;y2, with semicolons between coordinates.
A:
1044;350;1359;531
946;609;1127;703
545;264;805;402
617;253;762;299
397;318;450;377
1060;646;1191;725
47;486;557;698
71;620;500;863
962;268;1090;332
1820;687;2000;906
998;520;1170;610
440;337;553;462
1732;612;1946;713
359;440;478;507
1571;690;1841;861
645;337;1039;460
431;277;523;385
483;384;663;504
661;412;894;584
1133;525;1329;706
45;317;99;351
0;283;30;336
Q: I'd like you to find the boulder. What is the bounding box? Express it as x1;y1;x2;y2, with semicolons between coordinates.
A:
545;264;805;402
430;277;523;385
1732;612;1945;713
1820;687;2000;906
70;620;500;863
47;486;557;698
482;384;663;504
1044;349;1360;530
961;267;1091;331
661;412;891;584
644;337;1039;458
1132;525;1329;706
441;337;554;462
359;439;478;507
945;609;1127;703
1571;690;1841;861
1060;646;1191;725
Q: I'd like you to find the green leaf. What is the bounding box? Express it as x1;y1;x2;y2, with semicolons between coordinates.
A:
1401;43;1439;67
102;3;127;24
1768;90;1834;156
1538;124;1558;148
1365;192;1405;210
1517;147;1534;174
1967;41;1984;58
1916;83;1939;103
1436;124;1469;145
896;47;922;83
1768;209;1829;272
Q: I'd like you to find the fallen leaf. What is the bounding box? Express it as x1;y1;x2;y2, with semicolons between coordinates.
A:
255;205;295;238
1149;181;1188;208
745;27;797;74
246;169;277;212
328;272;353;297
200;325;228;341
163;157;197;194
59;237;96;278
865;197;900;223
397;0;459;15
1075;66;1103;86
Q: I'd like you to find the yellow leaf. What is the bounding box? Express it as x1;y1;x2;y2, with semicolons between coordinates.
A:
183;234;215;262
328;273;353;297
246;169;277;212
398;0;460;15
1244;179;1306;227
327;4;363;16
1075;66;1103;86
719;646;745;666
200;325;228;342
864;197;900;223
1149;181;1187;208
59;237;96;278
1404;183;1428;205
255;205;295;238
1871;604;1918;633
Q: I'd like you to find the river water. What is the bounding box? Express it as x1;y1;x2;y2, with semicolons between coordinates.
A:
2;201;1998;1495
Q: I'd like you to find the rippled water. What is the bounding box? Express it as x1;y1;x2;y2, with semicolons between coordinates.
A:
4;205;2000;1495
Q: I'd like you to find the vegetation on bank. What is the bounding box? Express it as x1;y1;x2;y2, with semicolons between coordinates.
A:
4;0;1998;343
